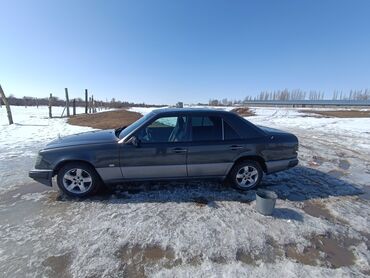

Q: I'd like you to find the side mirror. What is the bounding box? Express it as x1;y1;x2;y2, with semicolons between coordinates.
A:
130;136;140;147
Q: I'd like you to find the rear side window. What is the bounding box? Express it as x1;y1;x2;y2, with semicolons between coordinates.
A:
191;116;222;141
224;120;241;140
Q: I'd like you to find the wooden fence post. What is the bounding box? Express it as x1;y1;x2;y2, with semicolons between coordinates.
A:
49;93;53;118
89;97;92;113
65;88;70;117
85;89;88;114
73;99;76;115
0;84;14;125
92;95;95;113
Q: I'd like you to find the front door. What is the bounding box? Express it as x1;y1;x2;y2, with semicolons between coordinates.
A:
120;115;189;179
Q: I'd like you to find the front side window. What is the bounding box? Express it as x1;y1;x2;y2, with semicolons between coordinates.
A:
118;112;154;139
136;116;188;143
191;116;222;141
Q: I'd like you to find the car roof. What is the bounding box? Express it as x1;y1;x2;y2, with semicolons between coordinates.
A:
151;107;232;115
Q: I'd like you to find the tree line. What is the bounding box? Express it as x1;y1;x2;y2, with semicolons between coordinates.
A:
0;95;164;108
209;89;370;106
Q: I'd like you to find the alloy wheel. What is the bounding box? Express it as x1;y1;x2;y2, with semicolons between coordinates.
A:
235;165;259;188
62;168;93;194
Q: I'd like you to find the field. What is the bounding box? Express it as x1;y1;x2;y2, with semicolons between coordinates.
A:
0;105;369;277
68;109;142;129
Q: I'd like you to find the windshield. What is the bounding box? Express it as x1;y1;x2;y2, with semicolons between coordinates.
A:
118;112;154;139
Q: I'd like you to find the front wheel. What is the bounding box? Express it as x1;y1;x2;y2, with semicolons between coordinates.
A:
57;162;102;197
229;160;263;190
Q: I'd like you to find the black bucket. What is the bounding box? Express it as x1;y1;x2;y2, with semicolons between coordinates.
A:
256;190;278;216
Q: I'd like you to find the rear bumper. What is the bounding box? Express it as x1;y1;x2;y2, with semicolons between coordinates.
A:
265;158;298;174
29;169;53;187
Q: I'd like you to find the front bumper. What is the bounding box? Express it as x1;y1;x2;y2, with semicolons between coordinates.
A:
29;169;53;187
265;158;299;174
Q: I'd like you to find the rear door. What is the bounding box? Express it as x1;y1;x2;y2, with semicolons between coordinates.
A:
186;114;245;177
120;114;189;179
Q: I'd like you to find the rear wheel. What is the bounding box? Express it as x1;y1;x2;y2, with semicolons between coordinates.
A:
57;162;102;197
229;160;263;190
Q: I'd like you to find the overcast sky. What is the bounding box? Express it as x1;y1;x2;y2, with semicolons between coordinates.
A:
1;0;370;104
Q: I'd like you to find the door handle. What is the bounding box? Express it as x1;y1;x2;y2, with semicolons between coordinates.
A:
172;148;187;153
229;145;244;150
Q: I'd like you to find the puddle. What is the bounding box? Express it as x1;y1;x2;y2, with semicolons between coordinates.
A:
209;255;228;264
236;249;257;265
117;244;178;277
234;232;360;269
285;244;320;266
338;159;350;170
285;234;358;268
302;200;349;225
327;169;346;178
42;252;72;278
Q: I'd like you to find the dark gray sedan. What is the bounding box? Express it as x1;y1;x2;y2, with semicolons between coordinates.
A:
29;108;298;197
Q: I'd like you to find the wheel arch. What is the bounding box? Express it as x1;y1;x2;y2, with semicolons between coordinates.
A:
229;155;267;174
53;159;99;177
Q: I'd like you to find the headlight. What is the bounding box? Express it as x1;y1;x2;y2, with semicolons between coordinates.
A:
35;153;51;169
35;154;42;165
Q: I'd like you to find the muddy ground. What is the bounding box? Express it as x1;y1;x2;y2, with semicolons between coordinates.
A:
231;107;255;117
299;109;370;118
68;109;141;129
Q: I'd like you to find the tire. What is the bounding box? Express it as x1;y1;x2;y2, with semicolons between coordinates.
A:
229;160;263;190
56;162;102;197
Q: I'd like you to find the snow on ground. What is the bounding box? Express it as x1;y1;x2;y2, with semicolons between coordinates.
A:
0;106;94;193
0;106;92;159
0;105;370;277
249;106;370;140
127;106;166;115
245;107;370;193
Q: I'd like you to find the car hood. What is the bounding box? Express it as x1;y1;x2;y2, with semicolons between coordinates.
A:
45;129;117;149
